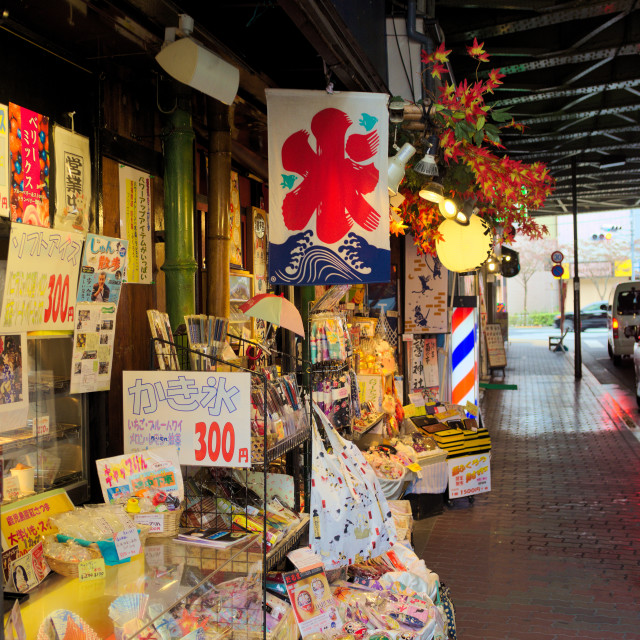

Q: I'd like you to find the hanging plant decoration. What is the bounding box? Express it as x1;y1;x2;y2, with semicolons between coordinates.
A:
392;39;554;256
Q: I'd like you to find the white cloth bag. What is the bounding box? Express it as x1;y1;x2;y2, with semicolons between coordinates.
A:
310;404;396;568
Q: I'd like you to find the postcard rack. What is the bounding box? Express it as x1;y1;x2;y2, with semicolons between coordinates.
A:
149;335;311;639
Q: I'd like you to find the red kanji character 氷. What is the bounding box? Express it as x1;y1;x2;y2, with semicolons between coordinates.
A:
281;108;380;244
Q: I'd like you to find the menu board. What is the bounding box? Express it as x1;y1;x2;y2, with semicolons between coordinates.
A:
485;323;507;368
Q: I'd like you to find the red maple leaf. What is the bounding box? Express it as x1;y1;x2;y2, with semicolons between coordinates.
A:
467;37;490;62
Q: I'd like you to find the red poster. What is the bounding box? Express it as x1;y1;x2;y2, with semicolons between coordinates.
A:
8;103;50;227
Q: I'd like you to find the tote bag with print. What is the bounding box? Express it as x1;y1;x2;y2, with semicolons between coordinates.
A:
310;404;396;568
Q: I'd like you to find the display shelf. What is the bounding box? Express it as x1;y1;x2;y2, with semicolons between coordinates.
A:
253;426;311;467
0;422;81;454
353;413;385;438
265;514;309;571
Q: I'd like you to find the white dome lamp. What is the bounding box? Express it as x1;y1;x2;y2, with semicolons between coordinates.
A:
435;214;493;273
388;143;416;196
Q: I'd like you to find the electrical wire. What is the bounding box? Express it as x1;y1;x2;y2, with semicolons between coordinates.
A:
392;10;415;100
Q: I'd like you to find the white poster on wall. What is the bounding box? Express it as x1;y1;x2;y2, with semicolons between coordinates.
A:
52;125;91;234
70;302;117;394
404;236;448;333
123;370;252;467
0;223;83;331
118;165;152;284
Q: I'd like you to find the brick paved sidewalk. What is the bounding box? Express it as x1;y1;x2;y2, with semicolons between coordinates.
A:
414;340;640;639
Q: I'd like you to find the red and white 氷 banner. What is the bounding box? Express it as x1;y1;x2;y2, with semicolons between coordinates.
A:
266;89;390;285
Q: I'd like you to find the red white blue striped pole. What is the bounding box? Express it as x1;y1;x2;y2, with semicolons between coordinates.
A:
451;307;478;407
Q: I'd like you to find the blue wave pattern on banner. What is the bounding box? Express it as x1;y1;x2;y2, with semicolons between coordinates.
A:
269;231;390;285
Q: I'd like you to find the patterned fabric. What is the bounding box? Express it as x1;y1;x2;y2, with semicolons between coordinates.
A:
437;582;457;640
266;89;390;285
310;404;396;568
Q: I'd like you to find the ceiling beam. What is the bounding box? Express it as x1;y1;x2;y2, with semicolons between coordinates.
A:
479;43;640;78
492;78;640;107
520;142;640;159
278;0;388;93
511;103;640;124
506;124;640;145
555;168;640;181
448;0;637;43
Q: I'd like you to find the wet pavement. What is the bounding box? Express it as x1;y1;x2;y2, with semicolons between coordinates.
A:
414;340;640;639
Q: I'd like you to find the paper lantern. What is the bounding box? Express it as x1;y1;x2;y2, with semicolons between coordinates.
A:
435;214;492;272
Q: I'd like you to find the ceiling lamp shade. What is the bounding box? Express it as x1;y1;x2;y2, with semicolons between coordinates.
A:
435;214;493;273
419;180;444;203
388;143;416;195
454;199;476;226
156;37;240;105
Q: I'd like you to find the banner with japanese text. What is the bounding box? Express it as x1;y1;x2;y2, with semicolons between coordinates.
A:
0;333;29;434
8;103;50;227
0;223;83;331
0;104;8;217
52;125;91;234
77;233;128;305
118;165;152;284
266;89;390;285
123;371;251;467
447;452;491;499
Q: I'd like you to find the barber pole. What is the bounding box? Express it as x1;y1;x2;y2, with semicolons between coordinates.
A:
451;307;478;407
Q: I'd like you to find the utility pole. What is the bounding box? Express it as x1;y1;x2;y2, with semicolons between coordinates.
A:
572;158;582;379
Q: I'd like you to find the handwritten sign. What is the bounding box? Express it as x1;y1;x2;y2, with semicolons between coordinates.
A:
1;489;74;555
447;453;491;499
358;374;383;410
95;445;183;504
118;165;151;284
123;371;252;467
0;223;83;331
133;513;164;533
52;125;91;234
114;528;141;560
78;557;106;582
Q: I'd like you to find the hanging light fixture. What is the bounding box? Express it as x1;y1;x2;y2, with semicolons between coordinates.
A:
453;199;476;226
388;143;416;195
419;180;444;203
439;195;461;220
413;134;440;177
435;214;493;273
155;15;239;105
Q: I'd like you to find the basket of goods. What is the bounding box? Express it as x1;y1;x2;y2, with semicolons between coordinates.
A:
42;535;103;578
95;448;186;539
47;504;150;570
124;491;183;538
363;444;408;500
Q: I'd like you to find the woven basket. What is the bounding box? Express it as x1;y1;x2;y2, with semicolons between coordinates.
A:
44;539;103;578
134;507;183;538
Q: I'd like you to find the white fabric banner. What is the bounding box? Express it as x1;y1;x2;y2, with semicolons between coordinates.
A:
52;125;91;234
266;89;390;285
404;236;449;333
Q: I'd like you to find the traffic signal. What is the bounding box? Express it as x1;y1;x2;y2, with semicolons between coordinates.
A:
501;246;520;278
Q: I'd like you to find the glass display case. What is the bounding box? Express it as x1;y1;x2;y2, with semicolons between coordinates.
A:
0;334;89;507
12;533;301;639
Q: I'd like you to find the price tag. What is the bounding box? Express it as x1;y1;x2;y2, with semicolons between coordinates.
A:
113;528;141;560
32;416;50;437
414;406;427;417
337;386;349;399
78;557;106;582
403;404;416;418
407;463;422;473
408;392;425;407
134;513;164;533
465;401;479;417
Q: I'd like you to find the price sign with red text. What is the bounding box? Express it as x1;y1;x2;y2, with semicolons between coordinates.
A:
447;452;491;499
0;223;83;331
122;371;252;467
